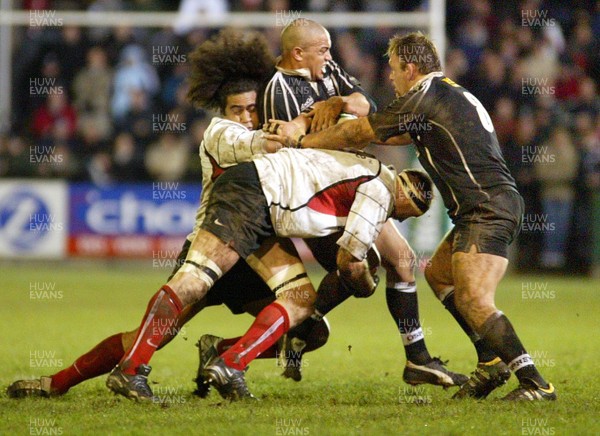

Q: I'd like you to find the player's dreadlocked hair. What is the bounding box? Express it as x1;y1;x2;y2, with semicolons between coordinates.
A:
187;29;275;113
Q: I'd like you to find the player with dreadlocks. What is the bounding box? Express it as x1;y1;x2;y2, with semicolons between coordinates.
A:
7;29;330;399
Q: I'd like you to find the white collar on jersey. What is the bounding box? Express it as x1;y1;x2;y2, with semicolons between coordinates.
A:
275;56;314;81
407;71;444;94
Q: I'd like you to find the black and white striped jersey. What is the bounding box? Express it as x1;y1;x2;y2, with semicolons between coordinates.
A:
260;59;376;123
368;72;518;220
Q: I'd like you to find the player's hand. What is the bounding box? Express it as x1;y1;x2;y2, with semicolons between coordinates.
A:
309;97;344;133
263;119;305;148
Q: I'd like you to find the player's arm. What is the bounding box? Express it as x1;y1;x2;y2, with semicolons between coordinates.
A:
309;61;375;132
303;116;377;150
206;122;276;167
335;176;392;299
303;90;422;149
309;92;372;133
340;92;372;117
263;113;312;149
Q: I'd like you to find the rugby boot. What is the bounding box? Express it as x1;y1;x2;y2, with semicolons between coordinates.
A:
193;334;223;398
106;364;155;401
452;357;511;399
203;358;256;401
403;357;469;388
502;378;556;401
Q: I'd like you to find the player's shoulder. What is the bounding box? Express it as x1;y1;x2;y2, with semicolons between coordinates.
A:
428;74;468;96
204;117;248;140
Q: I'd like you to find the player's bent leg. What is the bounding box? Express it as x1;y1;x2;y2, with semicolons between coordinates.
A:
107;230;239;401
424;234;506;398
7;332;128;399
452;247;555;401
203;238;316;401
11;297;212;399
376;222;467;388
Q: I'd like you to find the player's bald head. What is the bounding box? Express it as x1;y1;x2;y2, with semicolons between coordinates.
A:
281;19;329;52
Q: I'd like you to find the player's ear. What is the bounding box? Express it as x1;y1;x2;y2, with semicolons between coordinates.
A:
292;46;303;62
407;63;417;80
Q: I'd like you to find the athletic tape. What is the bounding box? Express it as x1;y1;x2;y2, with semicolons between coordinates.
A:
265;263;307;290
178;250;223;288
401;328;425;346
508;353;534;372
439;286;455;302
388;281;417;292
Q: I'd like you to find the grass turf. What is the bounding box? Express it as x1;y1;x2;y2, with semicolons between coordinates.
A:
1;261;599;435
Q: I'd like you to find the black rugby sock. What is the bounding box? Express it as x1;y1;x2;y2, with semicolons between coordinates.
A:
387;282;431;365
479;312;549;388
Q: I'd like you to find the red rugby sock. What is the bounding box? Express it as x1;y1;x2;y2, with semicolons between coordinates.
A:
119;286;183;375
50;333;124;394
217;337;278;359
221;302;289;370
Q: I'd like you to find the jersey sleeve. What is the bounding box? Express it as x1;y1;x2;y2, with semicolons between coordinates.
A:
367;80;431;142
328;60;377;114
337;176;394;260
204;120;267;168
261;76;301;122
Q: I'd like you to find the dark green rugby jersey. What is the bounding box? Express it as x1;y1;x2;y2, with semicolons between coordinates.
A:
368;72;518;219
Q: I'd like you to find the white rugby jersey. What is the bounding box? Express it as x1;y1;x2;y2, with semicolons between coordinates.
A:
253;148;397;260
187;117;269;240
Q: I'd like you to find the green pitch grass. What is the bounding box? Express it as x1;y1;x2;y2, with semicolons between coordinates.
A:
1;261;599;435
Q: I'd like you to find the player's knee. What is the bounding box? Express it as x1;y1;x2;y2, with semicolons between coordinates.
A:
454;289;495;318
166;272;209;306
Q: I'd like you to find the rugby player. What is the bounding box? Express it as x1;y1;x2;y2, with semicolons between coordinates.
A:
105;141;434;401
261;18;375;131
257;19;467;389
7;30;330;399
269;32;556;401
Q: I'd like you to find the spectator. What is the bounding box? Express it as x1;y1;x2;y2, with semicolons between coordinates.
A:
118;89;155;147
160;63;190;110
32;93;77;140
534;126;579;269
56;26;88;87
76;117;110;161
492;96;517;146
73;47;113;139
111;132;147;181
111;44;160;121
4;136;36;178
87;152;114;186
144;132;188;181
73;47;112;117
37;144;84;180
503;112;543;270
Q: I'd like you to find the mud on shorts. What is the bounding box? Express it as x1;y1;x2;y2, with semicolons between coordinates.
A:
200;162;275;259
169;239;274;314
449;188;524;259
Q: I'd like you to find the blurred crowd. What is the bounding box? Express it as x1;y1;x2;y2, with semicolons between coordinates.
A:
1;0;599;273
